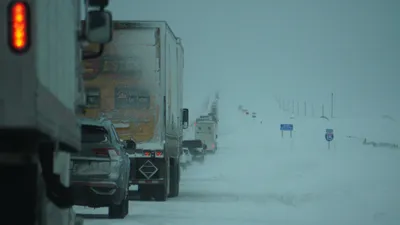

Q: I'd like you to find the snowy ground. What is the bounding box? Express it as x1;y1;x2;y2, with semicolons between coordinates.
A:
75;104;400;225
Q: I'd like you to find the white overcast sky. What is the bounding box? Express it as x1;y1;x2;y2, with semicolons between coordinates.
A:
106;0;400;118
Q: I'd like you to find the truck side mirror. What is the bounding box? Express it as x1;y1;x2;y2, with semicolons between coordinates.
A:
85;10;113;44
182;108;189;129
125;140;136;150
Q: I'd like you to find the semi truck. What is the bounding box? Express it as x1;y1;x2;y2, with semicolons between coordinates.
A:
0;0;112;225
81;20;189;201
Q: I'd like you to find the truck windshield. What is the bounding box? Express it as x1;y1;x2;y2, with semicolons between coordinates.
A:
115;87;150;109
81;125;110;143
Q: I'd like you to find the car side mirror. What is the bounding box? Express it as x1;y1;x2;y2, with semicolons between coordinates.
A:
85;10;113;44
182;108;189;129
125;140;136;150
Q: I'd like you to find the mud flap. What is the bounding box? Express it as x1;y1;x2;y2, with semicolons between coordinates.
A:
38;142;73;208
168;162;180;197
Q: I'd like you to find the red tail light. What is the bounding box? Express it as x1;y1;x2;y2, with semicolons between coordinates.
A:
8;1;30;53
92;148;119;156
155;151;163;157
211;143;215;149
143;151;151;156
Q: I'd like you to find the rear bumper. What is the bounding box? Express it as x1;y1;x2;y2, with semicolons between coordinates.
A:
71;181;121;207
129;178;165;185
129;157;167;185
189;149;204;156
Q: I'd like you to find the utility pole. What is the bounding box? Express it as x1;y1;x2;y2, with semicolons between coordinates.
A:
292;100;294;114
331;92;334;118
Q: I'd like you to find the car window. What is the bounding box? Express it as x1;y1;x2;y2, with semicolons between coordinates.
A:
81;125;110;143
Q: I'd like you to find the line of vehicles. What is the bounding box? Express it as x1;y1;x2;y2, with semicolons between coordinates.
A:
0;0;219;224
72;24;221;216
180;94;220;168
71;20;193;218
238;105;257;118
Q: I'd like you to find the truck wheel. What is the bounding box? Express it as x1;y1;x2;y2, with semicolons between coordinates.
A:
153;184;167;201
169;163;180;198
108;187;129;219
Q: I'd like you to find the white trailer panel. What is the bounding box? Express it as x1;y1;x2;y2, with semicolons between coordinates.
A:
0;0;82;151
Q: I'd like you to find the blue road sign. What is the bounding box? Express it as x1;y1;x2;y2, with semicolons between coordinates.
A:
280;124;293;131
325;133;334;141
326;129;334;134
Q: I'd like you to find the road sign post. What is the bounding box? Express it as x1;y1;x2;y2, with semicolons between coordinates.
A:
325;129;334;149
280;124;294;138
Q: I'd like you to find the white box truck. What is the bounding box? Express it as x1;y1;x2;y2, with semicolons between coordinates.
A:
0;0;112;224
195;116;218;154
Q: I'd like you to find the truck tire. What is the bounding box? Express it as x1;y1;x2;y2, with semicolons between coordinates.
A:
153;184;167;201
108;187;129;219
168;163;180;198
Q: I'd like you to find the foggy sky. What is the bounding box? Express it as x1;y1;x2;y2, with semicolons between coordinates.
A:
107;0;400;118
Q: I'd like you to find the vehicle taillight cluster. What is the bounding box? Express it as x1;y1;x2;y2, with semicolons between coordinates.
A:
8;1;30;53
92;148;119;156
143;150;164;157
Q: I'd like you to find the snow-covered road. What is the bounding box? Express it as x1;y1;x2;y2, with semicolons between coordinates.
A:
75;111;400;225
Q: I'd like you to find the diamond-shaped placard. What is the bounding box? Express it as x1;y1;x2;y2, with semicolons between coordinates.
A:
138;160;158;179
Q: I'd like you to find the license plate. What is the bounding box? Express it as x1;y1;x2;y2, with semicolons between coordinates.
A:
72;161;110;175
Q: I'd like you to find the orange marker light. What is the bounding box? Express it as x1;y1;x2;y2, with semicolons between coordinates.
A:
9;2;30;52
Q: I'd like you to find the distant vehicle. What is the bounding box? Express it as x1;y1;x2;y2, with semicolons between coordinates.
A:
195;118;218;154
180;148;192;168
182;140;205;163
252;112;256;118
70;117;131;219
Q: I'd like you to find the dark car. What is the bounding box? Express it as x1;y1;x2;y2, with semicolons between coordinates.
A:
70;117;133;219
182;140;205;162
